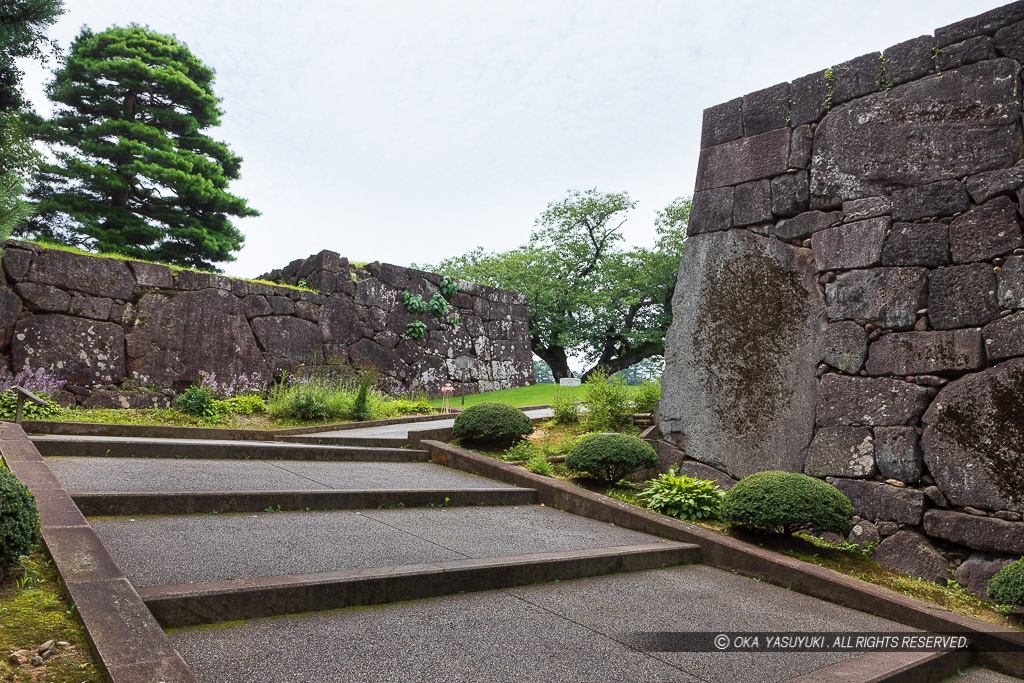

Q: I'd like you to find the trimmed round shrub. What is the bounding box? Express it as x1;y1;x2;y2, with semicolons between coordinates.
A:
1;466;41;571
452;402;533;445
721;470;854;535
988;557;1024;606
565;433;658;484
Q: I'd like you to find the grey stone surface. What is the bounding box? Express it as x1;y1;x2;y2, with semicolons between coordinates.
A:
687;187;734;236
928;264;1000;330
881;222;949;268
922;358;1024;513
789;69;829;126
81;390;171;410
865;329;984;376
16;282;70;313
659;230;824;478
873;426;924;484
842;196;890;222
830;479;926;525
890;180;969;221
998;255;1024;309
251;315;323;365
967;162;1024;204
128;261;173;289
170;565;906;683
949;196;1023;264
811;60;1022;205
91;505;661;587
954;552;1014;598
847;520;880;550
695;127;791;191
742;82;788;137
2;248;31;281
924;509;1024;554
938;36;997;70
882;35;935;86
0;288;21;350
771;211;841;240
28;249;135;299
69;295;113;321
823;321;867;374
936;3;1024;47
831;52;883;105
984;311;1024;361
817;375;930;428
994;17;1024;61
803;427;876;478
701;97;743;148
732;180;772;227
789;124;814;169
870;530;950;583
770;171;810;218
811;217;887;271
12;315;125;386
824;268;927;329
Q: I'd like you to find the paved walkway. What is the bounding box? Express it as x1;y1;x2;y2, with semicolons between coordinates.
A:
302;407;554;440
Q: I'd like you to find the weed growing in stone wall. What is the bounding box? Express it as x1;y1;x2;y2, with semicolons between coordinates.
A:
406;320;427;339
400;274;462;339
402;292;428;315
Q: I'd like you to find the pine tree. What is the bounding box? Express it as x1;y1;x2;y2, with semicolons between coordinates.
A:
26;25;257;269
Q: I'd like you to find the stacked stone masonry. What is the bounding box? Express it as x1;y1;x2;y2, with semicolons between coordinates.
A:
660;2;1024;594
0;243;533;407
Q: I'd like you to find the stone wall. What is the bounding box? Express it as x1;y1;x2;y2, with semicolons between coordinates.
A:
0;242;533;407
660;2;1024;591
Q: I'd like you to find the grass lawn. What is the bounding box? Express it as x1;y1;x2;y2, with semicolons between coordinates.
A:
427;382;589;409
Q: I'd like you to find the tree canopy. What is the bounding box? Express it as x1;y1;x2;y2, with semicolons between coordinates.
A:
429;189;690;381
0;0;65;113
25;25;257;269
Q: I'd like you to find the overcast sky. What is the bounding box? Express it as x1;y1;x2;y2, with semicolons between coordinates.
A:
19;0;1002;278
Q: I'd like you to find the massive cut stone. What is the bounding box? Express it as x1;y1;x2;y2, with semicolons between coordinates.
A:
0;288;21;350
28;249;135;300
873;426;924;484
928;264;1000;330
824;268;927;329
924;509;1024;554
125;289;269;389
823;321;867;374
891;180;969;221
695;128;791;191
251;316;323;364
816;375;930;427
865;329;984;376
803;426;876;478
688;187;734;236
999;255;1024;309
871;531;950;583
881;223;949;268
771;211;841;240
811;217;887;271
983;311;1024;361
966;161;1024;203
658;230;824;478
954;552;1015;598
732;180;772;227
16;282;69;313
13;314;125;385
347;338;407;380
948;196;1023;263
811;60;1023;206
830;479;925;525
921;358;1024;512
320;293;363;345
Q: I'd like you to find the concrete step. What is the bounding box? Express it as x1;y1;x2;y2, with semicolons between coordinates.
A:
72;487;538;516
31;435;428;461
140;543;699;627
277;434;413;448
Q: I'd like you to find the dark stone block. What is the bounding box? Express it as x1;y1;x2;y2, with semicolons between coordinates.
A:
3;248;31;281
788;124;813;169
804;426;876;478
29;249;135;299
128;261;173;289
871;531;949;583
881;222;949;267
13;315;125;386
700;97;743;148
811;217;887;271
770;171;810;218
0;288;21;350
16;282;70;313
954;552;1015;599
882;35;935;86
817;374;930;428
789;70;829;126
928;264;1000;329
175;270;230;292
732;180;772;227
874;426;923;483
831;52;883;106
688;187;734;236
949;196;1023;263
994;18;1024;61
252;316;323;364
695;127;791;191
294;300;320;323
83;390;172;410
770;211;842;240
823;321;867;374
842;196;890;222
966;162;1024;203
742;82;789;137
983;310;1024;361
935;2;1024;47
348;338;407;379
267;296;295;316
924;510;1024;554
865;329;984;375
891;180;969;221
242;295;272;319
320;294;363;345
998;255;1024;309
938;36;996;71
830;478;925;525
69;295;114;321
824;267;928;329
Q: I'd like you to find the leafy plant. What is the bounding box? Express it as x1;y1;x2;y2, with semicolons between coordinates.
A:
0;394;63;421
402;292;427;314
452;402;533;445
448;313;460;327
439;276;458;299
637;468;724;520
988;558;1024;607
527;451;553;476
721;470;855;536
502;440;536;462
0;464;40;572
565;432;658;484
349;369;376;422
551;388;580;424
631;379;661;414
406;320;427;339
214;395;266;415
583;369;631;432
176;384;217;419
427;292;449;317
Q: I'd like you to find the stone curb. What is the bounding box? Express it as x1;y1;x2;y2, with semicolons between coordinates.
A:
423;440;1024;676
0;422;197;682
788;650;973;682
138;542;699;628
23;420;279;441
279;427;454;448
30;435;430;462
70;487;538;516
269;410;458;436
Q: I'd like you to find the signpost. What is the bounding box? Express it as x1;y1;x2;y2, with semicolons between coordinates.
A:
454;354;475;406
13;386;46;424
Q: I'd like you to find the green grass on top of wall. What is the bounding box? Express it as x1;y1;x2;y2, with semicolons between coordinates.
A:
427;382;590;408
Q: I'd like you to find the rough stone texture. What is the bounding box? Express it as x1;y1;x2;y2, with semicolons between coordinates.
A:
830;479;926;525
816;375;930;427
923;509;1024;554
742;82;788;137
824;268;927;329
865;329;984;376
128;261;173;289
695;127;791;191
999;255;1024;309
811;217;887;271
770;171;809;218
831;52;884;105
82;390;172;410
252;316;324;367
948;196;1023;263
873;426;924;484
3;248;31;282
732;180;772;227
789;70;829;127
658;230;824;478
842;196;890;222
320;294;363;346
882;35;935;86
881;223;949;268
700;97;743;148
13;315;125;385
935;3;1024;48
771;211;841;240
823;321;867;374
688;187;734;236
69;296;113;321
954;552;1014;598
16;282;70;313
847;520;880;550
28;250;135;299
938;36;997;71
870;531;950;583
0;289;22;350
983;311;1024;361
921;358;1024;512
928;264;1000;330
993;16;1024;60
803;427;876;478
789;125;814;169
811;60;1023;206
890;180;969;221
966;161;1024;203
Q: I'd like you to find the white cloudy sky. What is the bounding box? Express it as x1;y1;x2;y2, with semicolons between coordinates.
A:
19;0;1001;278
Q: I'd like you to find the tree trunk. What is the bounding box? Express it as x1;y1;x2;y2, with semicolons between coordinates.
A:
533;344;572;382
580;340;664;382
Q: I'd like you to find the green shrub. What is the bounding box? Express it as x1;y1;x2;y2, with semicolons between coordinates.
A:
722;470;855;535
452;402;533;445
349;371;376;422
384;399;433;416
0;465;40;572
631;379;661;414
215;395;266;415
176;384;217;419
583;369;631;432
0;394;63;421
988;558;1024;606
266;374;351;422
565;432;658;484
637;468;724;520
526;451;553;477
502;440;536;462
551;388;580;424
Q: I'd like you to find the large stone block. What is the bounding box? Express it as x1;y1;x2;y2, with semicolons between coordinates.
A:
16;282;69;313
125;289;268;389
999;255;1024;309
983;311;1024;361
695;128;791;191
954;552;1015;598
928;264;1000;330
811;60;1023;206
732;180;772;227
13;314;125;386
830;478;925;525
922;358;1024;512
842;196;891;222
816;374;930;427
949;196;1023;263
771;211;841;240
0;288;22;350
811;217;887;271
770;171;810;218
803;426;876;478
127;261;173;289
320;294;362;345
3;248;31;282
874;426;923;483
831;52;883;106
865;329;984;376
994;18;1024;61
28;249;135;300
789;124;814;169
347;338;407;380
924;510;1024;555
966;161;1024;203
823;321;867;374
939;36;997;71
882;35;934;86
251;316;323;364
701;97;743;148
658;230;824;478
789;70;829;126
881;223;949;268
871;531;949;583
891;180;969;221
742;82;789;137
824;268;927;329
687;187;734;236
935;2;1024;47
